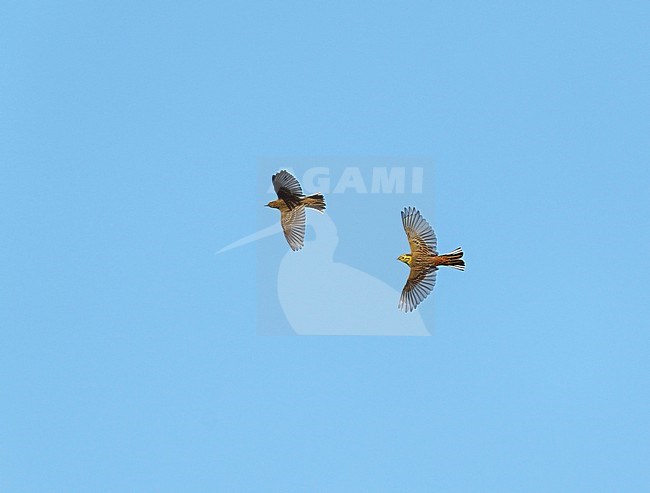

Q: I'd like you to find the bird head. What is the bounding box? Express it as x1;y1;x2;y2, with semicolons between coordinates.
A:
265;201;278;209
397;254;412;266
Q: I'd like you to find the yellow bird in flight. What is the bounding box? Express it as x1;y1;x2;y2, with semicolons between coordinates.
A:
397;207;464;312
266;170;326;251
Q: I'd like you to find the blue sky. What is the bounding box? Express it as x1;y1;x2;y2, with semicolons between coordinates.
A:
2;1;649;491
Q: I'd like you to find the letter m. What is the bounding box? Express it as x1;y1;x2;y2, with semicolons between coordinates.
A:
370;167;406;194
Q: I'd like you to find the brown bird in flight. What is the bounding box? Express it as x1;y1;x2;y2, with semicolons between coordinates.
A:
397;207;464;312
266;170;326;251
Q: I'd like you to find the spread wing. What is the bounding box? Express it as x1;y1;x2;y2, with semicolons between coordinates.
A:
280;205;306;251
399;264;437;312
272;170;303;210
401;206;437;256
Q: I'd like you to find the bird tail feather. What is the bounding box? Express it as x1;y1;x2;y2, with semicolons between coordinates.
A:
303;193;326;212
439;247;465;271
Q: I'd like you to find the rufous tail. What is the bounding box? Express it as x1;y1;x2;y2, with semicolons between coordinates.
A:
440;247;465;271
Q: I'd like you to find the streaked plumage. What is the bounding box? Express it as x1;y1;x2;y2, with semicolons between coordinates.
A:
397;207;464;312
266;170;326;251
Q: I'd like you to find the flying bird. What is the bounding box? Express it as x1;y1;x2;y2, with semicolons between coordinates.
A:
266;170;326;251
397;207;464;312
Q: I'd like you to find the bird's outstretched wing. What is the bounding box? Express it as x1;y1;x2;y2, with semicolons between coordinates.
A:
280;205;306;251
399;264;437;312
401;207;437;256
272;170;303;210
